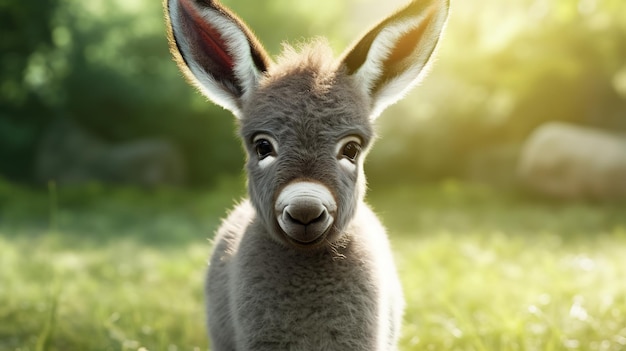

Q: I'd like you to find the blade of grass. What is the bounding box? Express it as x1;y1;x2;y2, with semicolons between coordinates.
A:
36;285;59;351
48;180;58;234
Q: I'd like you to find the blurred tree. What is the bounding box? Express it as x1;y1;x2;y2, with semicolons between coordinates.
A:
0;0;60;181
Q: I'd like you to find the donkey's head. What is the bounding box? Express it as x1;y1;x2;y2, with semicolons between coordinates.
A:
166;0;448;249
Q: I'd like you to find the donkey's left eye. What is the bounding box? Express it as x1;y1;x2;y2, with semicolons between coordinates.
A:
255;139;275;160
341;141;361;162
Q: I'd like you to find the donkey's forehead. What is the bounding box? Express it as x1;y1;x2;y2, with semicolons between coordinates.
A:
241;68;372;141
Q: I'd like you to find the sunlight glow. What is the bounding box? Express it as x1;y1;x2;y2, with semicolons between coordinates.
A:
613;66;626;98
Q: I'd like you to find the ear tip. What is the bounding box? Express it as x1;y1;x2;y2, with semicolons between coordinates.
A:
397;0;450;28
411;0;451;14
420;0;451;25
170;0;223;13
195;0;221;9
421;0;451;6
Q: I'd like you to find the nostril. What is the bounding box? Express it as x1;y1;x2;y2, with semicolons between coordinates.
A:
285;205;326;226
310;211;326;224
285;212;304;226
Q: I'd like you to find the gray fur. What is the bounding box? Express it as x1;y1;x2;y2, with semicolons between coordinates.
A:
165;0;449;349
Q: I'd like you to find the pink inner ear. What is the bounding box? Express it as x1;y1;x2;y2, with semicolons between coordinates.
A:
179;0;234;72
384;6;436;68
385;24;428;67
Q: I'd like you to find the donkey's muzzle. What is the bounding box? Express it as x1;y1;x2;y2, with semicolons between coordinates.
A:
275;182;337;246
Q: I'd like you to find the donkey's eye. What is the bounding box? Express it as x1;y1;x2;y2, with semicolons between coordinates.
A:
255;139;275;160
341;141;361;162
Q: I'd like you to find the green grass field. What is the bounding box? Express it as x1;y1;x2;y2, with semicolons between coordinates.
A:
1;179;625;351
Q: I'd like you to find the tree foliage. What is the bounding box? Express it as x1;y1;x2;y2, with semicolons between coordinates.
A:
0;0;60;180
1;0;624;185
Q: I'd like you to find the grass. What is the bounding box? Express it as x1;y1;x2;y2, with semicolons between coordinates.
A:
1;178;625;351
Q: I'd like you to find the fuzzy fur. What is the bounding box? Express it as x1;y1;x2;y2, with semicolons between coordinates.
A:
165;0;449;349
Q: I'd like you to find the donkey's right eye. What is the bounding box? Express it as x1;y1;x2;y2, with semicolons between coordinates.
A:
337;136;363;165
341;141;361;161
255;139;275;160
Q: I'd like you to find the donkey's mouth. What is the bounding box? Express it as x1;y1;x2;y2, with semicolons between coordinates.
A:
279;225;332;249
274;181;338;248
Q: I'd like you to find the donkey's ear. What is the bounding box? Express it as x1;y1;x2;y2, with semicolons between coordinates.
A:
341;0;449;120
166;0;271;118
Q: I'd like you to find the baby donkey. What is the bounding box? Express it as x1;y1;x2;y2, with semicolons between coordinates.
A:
165;0;448;349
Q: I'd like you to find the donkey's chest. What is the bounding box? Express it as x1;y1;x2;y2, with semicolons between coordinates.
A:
230;236;380;349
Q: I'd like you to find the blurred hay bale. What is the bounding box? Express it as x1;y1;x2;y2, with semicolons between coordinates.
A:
517;122;626;200
35;120;186;186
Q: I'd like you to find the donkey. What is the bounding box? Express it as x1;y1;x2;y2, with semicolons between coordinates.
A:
165;0;448;349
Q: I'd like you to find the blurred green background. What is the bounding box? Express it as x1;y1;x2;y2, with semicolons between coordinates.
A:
2;0;626;350
2;0;624;187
